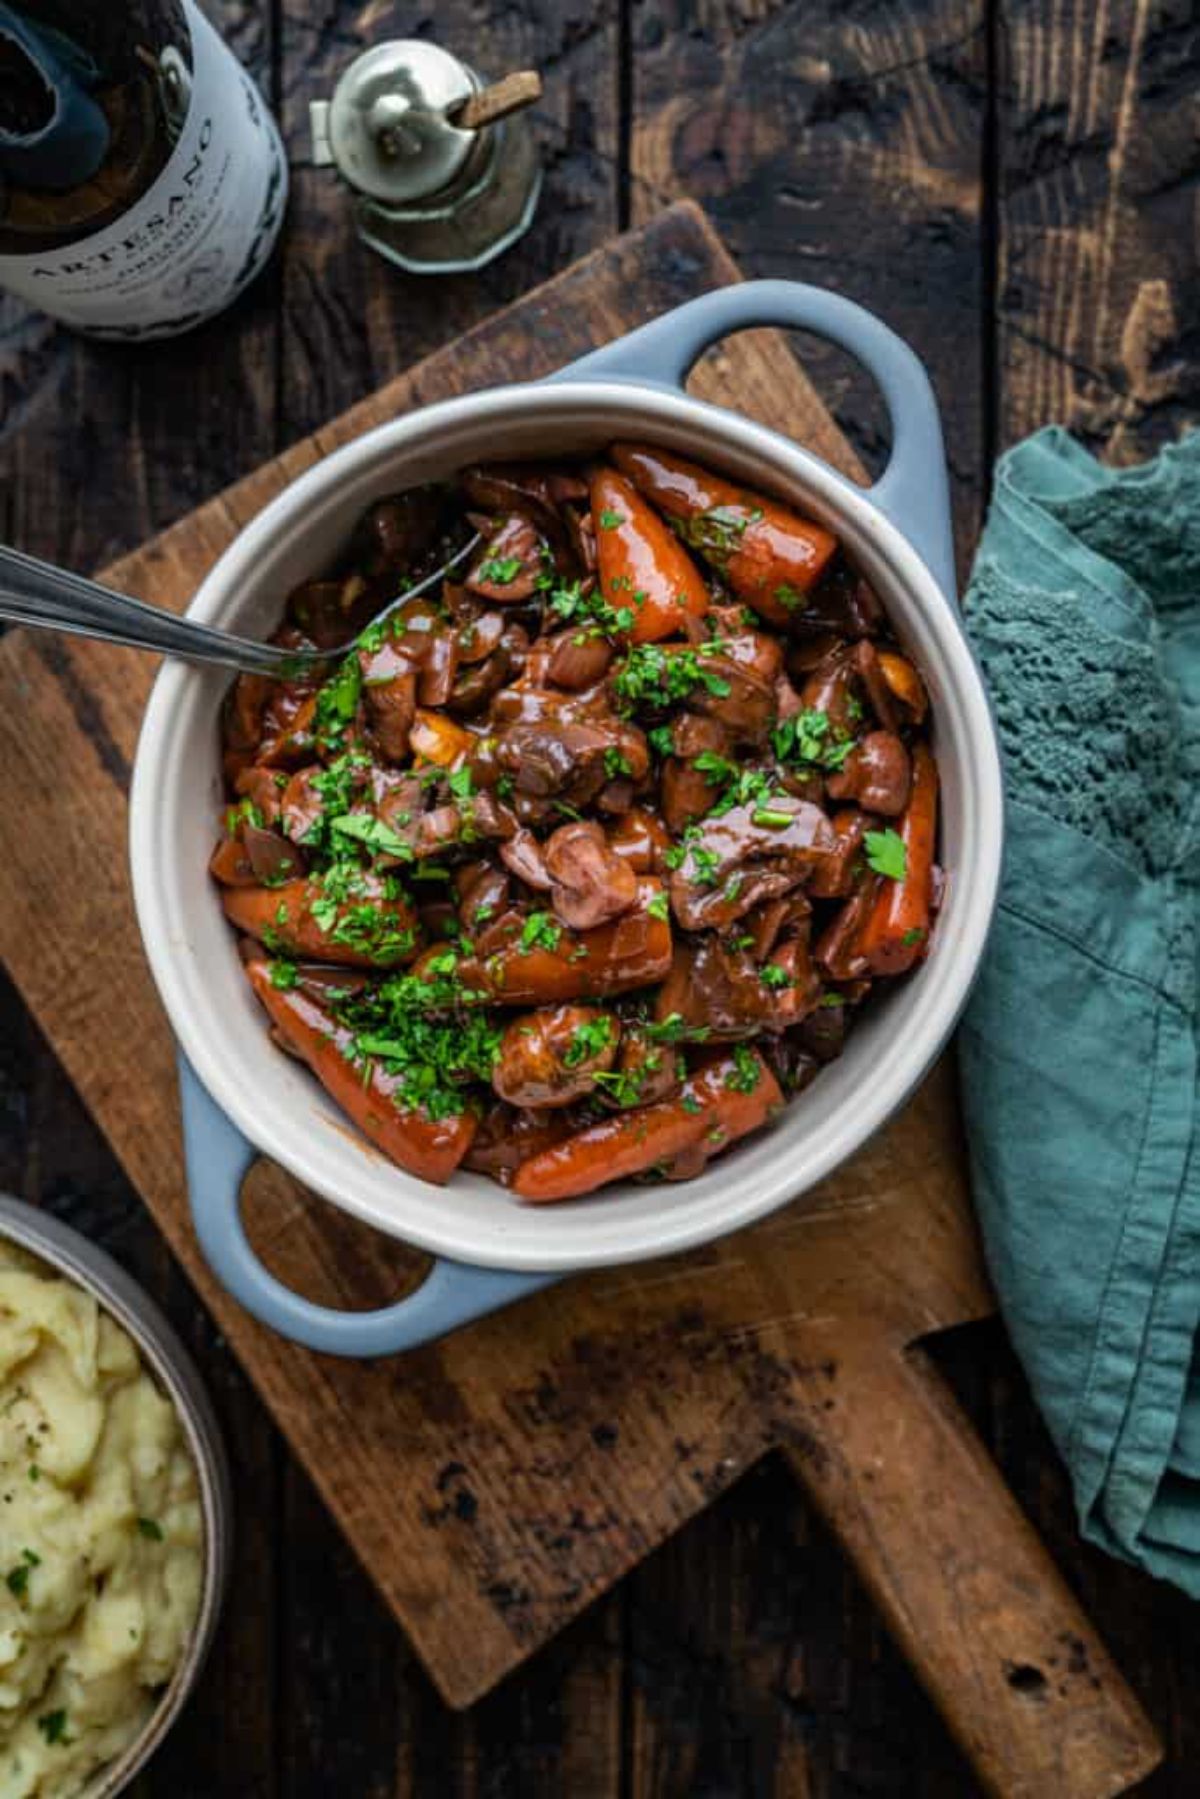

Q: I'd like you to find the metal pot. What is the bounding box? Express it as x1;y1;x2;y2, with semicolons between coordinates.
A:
129;282;1004;1356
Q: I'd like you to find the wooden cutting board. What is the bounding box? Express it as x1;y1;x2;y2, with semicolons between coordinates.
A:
0;203;1161;1799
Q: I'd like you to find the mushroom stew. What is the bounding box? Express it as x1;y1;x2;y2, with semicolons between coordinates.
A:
211;445;941;1203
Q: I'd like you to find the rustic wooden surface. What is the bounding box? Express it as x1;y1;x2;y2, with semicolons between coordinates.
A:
0;200;1159;1796
0;1;1197;1792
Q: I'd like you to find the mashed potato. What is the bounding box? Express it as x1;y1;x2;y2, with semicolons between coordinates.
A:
0;1242;203;1798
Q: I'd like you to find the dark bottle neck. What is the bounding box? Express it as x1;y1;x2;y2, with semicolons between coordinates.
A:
0;4;110;190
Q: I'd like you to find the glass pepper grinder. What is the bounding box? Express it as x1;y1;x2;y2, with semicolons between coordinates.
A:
309;41;543;275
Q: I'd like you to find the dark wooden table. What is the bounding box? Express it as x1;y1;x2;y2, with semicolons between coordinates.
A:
2;2;1198;1792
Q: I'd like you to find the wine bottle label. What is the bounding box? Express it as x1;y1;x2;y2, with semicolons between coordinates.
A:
0;3;286;338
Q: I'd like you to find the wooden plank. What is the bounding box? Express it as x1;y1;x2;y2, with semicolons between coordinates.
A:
0;204;1160;1796
628;0;989;585
997;0;1200;463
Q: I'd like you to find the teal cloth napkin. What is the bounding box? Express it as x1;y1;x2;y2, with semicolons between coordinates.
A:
959;426;1200;1592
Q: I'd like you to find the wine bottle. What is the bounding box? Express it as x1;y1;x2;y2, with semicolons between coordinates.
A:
0;0;287;339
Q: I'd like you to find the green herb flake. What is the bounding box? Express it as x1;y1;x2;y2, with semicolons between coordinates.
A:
476;555;523;585
37;1710;69;1747
646;890;670;921
771;707;855;772
751;803;794;830
901;926;925;947
330;812;414;860
726;1045;762;1094
313;653;363;750
547;576;635;638
864;829;908;882
759;963;791;989
645;1013;711;1045
269;960;298;991
137;1517;164;1542
598;509;625;529
612;643;732;714
681;1094;703;1116
519;911;563;954
562;1016;615;1068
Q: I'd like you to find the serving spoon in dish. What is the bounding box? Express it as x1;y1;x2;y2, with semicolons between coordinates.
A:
0;534;483;679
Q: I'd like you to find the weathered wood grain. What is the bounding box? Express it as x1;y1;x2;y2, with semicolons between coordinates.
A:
628;0;989;584
4;0;1200;1787
274;0;621;443
0;203;1160;1797
997;0;1200;462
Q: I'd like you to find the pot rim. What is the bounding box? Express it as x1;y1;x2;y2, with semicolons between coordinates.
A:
130;377;1004;1272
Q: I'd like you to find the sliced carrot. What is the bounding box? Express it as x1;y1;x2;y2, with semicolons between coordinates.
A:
513;1047;782;1202
612;442;838;627
590;467;710;642
464;877;671;1006
222;874;420;968
857;740;938;975
246;961;474;1184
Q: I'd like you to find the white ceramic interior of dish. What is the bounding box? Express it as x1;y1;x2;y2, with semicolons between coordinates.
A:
130;382;1003;1273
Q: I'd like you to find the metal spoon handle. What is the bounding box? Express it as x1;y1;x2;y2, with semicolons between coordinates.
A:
0;545;303;677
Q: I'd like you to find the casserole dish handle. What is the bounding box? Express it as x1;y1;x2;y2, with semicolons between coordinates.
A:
556;278;956;598
179;1057;556;1358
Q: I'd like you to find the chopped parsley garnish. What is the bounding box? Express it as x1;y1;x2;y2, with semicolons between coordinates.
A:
594;1053;663;1108
224;796;265;836
704;767;775;819
336;961;501;1120
138;1517;164;1541
448;765;475;802
750;801;795;829
760;963;791;989
901;926;925;947
681;1094;703;1115
693;750;737;788
725;1045;762;1093
771;708;855;772
268;960;298;991
598;509;625;529
330;812;414;860
648;725;674;758
562;1016;615;1068
864;829;908;881
687;844;722;887
672;502;757;565
313;653;363;750
519;911;563;954
604;747;633;780
37;1709;69;1746
545;576;635;636
613;643;732;713
6;1548;40;1597
308;864;416;962
476;555;523;585
646;890;670;921
645;1013;711;1045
